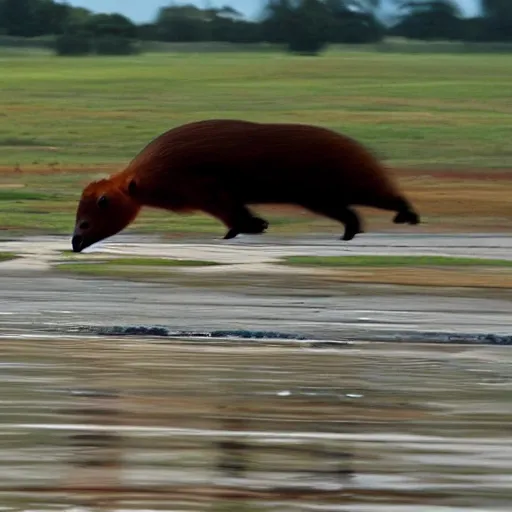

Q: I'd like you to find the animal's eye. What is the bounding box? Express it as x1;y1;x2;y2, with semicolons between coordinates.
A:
79;221;90;230
97;195;108;209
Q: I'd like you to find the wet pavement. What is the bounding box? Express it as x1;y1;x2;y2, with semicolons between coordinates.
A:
2;232;512;271
0;233;512;342
0;337;511;511
1;272;512;343
0;233;511;511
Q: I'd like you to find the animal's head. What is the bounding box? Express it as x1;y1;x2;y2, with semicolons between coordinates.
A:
72;176;140;253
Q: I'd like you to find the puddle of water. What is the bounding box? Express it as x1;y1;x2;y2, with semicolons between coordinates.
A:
0;337;510;511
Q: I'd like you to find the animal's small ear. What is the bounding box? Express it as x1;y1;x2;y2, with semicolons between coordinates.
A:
127;179;137;197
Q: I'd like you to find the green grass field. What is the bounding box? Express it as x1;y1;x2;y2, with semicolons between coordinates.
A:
280;255;512;268
0;50;511;237
58;255;221;266
55;256;221;278
51;253;512;284
2;51;511;168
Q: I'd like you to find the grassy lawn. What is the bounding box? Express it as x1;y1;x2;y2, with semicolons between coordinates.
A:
1;51;511;168
59;254;221;266
281;255;512;268
0;50;511;237
55;256;222;278
0;252;18;263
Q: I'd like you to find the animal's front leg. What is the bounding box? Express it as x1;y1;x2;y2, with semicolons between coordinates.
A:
201;194;268;239
223;215;269;239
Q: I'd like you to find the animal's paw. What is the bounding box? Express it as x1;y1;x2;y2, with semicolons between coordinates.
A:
243;217;269;235
223;228;239;240
223;217;268;239
341;227;362;242
394;210;420;225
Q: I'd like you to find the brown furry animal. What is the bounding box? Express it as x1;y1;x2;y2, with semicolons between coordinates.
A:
72;118;420;252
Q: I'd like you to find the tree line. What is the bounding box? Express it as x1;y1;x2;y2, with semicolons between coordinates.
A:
0;0;511;56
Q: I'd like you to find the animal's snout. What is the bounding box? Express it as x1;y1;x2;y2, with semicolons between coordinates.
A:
71;234;85;253
72;219;91;252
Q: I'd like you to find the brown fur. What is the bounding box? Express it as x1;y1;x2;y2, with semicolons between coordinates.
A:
72;119;420;252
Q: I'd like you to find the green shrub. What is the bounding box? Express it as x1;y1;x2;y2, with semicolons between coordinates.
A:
94;36;139;55
54;33;91;56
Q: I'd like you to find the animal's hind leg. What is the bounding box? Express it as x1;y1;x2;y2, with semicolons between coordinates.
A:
300;201;363;241
387;197;420;225
366;195;420;226
345;208;362;240
337;207;362;241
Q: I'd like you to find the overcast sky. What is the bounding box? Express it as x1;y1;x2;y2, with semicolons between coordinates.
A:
60;0;481;23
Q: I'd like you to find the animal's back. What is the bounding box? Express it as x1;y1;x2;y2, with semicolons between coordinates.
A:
126;119;399;206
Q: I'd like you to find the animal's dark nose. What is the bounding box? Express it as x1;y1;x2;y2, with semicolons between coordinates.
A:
72;234;85;253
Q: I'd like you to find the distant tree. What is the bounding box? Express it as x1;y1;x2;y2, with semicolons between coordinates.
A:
55;12;139;56
137;5;262;43
54;32;92;56
78;13;138;55
261;0;332;54
481;0;512;18
37;0;70;34
94;35;139;55
387;0;512;42
480;0;512;41
0;0;38;36
390;0;464;40
0;0;70;37
66;6;93;25
137;23;160;41
209;6;263;43
289;0;334;54
457;17;486;42
259;0;292;44
325;0;385;43
261;0;384;51
84;13;137;39
154;4;211;42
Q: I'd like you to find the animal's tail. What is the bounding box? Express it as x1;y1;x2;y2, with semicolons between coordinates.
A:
393;196;420;225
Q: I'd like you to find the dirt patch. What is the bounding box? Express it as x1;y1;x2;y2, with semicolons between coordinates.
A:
309;266;512;289
143;264;512;291
392;167;512;181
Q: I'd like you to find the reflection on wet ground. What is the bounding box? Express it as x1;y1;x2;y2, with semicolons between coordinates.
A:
1;273;512;342
1;235;511;511
0;337;511;511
